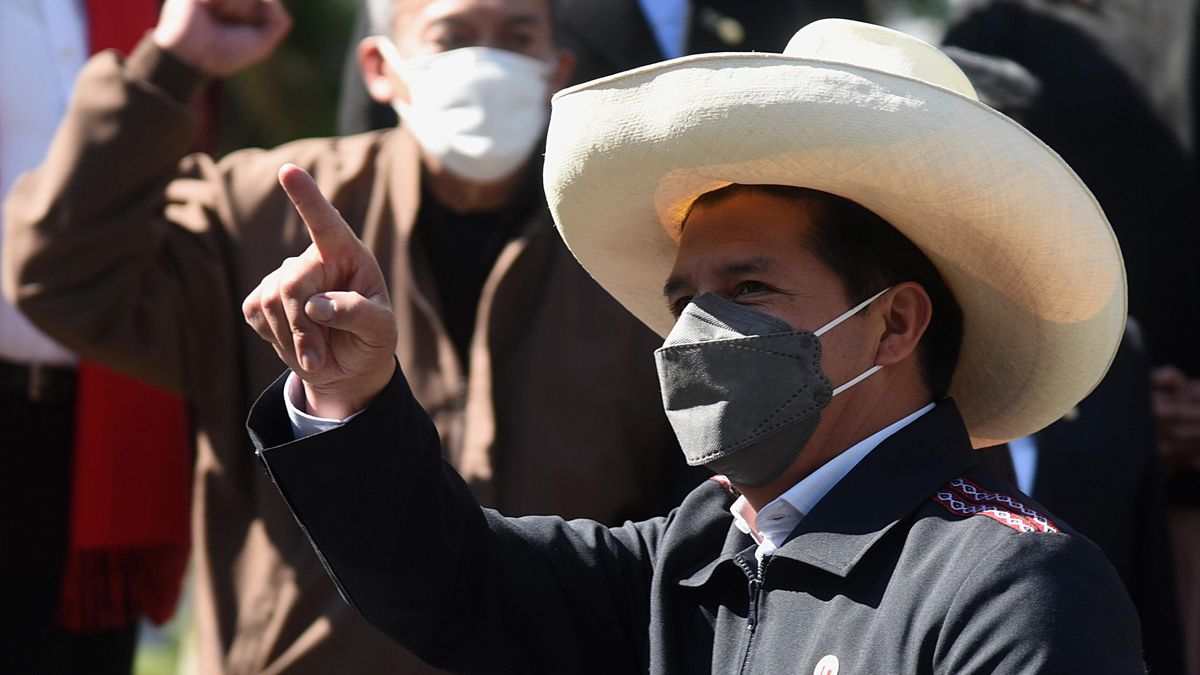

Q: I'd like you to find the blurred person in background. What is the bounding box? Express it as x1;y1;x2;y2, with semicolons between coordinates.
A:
945;45;1186;675
945;3;1200;671
554;0;872;84
1;1;200;673
338;0;874;135
3;0;683;672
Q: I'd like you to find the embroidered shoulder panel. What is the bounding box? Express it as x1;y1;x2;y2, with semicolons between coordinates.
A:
931;476;1060;534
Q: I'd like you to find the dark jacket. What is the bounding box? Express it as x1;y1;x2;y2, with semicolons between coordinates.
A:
555;0;872;85
250;367;1146;674
1031;323;1184;674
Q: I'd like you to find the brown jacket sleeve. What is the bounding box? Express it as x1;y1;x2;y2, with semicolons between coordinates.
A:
1;36;331;394
3;36;226;393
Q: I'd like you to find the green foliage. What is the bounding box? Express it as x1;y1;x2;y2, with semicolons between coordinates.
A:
216;0;359;156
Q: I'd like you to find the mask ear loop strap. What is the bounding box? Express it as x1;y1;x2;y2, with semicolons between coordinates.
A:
814;286;892;397
832;365;883;396
375;35;408;77
813;286;892;337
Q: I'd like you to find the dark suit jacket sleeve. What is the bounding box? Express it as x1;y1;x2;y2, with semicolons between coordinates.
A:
248;365;663;673
935;532;1145;673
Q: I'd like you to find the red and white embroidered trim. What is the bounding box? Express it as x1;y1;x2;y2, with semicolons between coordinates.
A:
708;475;741;500
931;477;1059;534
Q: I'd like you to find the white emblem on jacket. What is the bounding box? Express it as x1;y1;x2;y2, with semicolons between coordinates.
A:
814;654;839;675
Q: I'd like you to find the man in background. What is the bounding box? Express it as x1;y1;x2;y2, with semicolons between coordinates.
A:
4;0;681;672
338;0;873;134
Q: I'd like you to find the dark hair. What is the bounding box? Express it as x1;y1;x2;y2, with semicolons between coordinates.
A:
691;184;964;399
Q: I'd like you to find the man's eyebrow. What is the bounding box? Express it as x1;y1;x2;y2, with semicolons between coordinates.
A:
723;257;774;276
662;257;776;298
502;14;543;27
663;275;689;299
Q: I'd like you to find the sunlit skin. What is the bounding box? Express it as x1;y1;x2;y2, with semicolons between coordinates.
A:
357;0;574;213
665;189;935;513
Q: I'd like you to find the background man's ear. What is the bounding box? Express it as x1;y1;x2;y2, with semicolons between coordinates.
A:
358;37;408;105
874;282;933;368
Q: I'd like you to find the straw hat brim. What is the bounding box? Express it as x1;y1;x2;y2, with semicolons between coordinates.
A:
543;52;1126;448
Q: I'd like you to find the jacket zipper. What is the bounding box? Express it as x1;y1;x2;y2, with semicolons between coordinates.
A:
747;576;761;629
734;554;770;674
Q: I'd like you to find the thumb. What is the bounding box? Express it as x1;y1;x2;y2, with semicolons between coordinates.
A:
305;291;396;349
279;164;359;262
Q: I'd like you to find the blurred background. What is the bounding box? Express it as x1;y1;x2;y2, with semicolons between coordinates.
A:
208;0;954;153
207;0;358;155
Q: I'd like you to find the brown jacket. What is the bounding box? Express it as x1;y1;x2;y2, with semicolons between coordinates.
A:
3;38;680;675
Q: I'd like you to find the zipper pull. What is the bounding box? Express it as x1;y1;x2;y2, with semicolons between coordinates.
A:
747;577;760;630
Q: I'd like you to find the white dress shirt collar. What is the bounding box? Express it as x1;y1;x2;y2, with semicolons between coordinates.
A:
731;402;936;562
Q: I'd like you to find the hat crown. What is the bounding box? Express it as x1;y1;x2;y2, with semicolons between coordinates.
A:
784;19;978;101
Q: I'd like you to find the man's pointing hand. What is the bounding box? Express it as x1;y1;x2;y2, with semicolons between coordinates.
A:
244;164;397;419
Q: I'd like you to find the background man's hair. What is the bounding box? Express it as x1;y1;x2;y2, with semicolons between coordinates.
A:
692;184;964;399
363;0;558;39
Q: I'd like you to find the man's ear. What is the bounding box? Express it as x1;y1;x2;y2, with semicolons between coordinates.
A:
874;282;932;368
358;36;408;105
547;48;576;99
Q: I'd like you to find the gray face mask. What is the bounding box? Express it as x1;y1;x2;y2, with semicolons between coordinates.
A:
654;288;890;487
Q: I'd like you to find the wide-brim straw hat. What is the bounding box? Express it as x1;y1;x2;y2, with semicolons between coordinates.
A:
542;19;1126;448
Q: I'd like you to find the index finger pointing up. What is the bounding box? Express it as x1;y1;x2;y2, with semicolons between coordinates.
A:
278;163;358;261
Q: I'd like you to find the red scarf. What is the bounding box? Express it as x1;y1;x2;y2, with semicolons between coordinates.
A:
56;0;193;631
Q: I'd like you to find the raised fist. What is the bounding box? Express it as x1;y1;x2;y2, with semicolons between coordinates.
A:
153;0;292;78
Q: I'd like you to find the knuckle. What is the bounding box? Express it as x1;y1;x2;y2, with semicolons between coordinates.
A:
245;313;273;341
278;256;302;274
279;276;306;300
241;294;259;321
260;285;282;310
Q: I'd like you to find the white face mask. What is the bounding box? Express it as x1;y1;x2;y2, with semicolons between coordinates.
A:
376;38;553;183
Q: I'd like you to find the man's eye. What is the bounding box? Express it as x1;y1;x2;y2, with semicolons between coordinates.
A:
733;281;770;297
435;32;472;50
501;32;535;52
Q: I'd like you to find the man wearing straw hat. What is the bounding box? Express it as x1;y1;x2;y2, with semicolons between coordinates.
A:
242;19;1144;673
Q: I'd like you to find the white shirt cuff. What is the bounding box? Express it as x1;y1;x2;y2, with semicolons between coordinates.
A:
284;371;364;439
